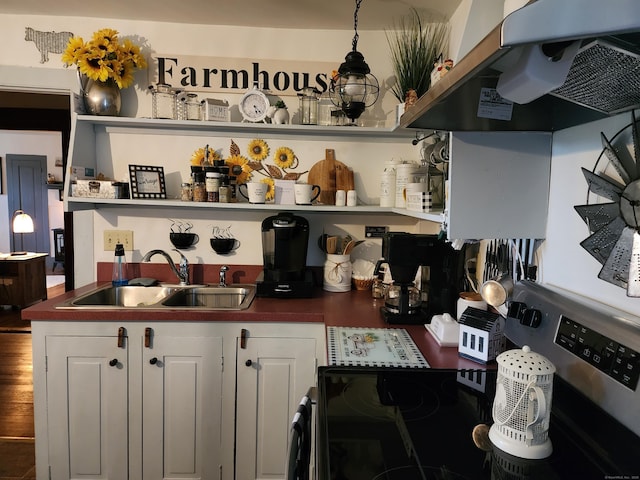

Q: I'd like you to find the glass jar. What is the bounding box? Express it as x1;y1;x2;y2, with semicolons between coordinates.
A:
228;175;238;203
299;87;319;125
219;176;230;203
205;171;221;202
180;182;193;201
185;93;201;120
151;83;177;119
372;279;386;299
192;172;207;202
317;92;333;126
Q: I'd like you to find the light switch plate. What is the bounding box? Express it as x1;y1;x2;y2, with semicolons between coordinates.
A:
104;230;134;251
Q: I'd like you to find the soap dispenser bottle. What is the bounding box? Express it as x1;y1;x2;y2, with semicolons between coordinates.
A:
112;243;128;286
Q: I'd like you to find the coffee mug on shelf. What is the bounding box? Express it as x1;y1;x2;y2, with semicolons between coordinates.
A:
238;182;268;204
210;237;240;255
294;183;321;205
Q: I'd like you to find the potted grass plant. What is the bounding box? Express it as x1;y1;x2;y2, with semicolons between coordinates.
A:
386;9;449;105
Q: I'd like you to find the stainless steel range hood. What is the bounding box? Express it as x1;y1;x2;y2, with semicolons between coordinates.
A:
400;0;640;132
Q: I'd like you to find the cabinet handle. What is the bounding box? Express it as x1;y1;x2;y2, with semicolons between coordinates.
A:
117;327;126;348
109;358;118;367
149;357;158;365
240;328;248;349
245;359;253;367
145;327;153;348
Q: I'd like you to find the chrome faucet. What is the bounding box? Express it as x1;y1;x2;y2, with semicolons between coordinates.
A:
142;249;190;286
219;265;229;287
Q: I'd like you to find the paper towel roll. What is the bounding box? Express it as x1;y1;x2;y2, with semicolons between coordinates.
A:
496;40;581;104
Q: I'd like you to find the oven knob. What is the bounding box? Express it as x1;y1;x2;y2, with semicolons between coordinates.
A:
508;301;527;320
521;308;542;328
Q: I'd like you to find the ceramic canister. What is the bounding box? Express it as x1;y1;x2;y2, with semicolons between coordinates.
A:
395;162;418;208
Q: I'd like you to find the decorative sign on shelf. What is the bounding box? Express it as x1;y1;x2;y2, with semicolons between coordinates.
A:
151;55;336;98
128;165;167;199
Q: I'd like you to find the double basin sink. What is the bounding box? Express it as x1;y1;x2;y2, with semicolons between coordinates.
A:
56;284;256;310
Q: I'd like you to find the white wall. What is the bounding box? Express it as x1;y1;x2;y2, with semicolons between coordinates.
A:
0;12;441;287
0;130;64;256
541;113;640;317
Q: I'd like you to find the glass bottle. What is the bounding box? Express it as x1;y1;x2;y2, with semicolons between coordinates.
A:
111;243;128;286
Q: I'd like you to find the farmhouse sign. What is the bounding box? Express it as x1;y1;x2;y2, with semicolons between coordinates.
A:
151;55;337;98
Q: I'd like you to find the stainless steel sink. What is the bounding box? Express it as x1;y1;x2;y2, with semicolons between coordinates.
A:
161;285;255;310
56;284;256;310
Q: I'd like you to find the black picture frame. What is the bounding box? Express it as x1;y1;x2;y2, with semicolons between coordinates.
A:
128;165;167;199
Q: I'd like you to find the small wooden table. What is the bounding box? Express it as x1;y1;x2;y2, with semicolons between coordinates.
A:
0;253;48;308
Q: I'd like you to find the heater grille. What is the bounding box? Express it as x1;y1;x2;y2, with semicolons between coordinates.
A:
551;40;640;114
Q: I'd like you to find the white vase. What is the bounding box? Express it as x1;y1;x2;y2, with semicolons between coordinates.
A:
272;108;289;125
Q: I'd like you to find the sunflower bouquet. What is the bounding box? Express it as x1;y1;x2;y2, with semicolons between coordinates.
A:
61;28;147;89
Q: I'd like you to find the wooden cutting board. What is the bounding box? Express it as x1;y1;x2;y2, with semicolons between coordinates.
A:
308;149;354;205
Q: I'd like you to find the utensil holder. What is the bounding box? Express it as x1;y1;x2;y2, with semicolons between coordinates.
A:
323;254;352;292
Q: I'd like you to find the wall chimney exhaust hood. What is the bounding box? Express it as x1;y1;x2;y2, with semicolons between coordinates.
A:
400;0;640;132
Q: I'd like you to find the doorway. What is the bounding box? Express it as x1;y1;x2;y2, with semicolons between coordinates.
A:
0;91;73;291
6;154;49;254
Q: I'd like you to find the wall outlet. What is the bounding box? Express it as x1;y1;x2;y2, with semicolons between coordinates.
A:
104;230;134;251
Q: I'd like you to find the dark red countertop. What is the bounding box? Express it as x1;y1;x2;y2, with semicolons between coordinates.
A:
23;263;490;370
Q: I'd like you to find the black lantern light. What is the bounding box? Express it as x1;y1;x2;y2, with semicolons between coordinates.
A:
330;0;380;124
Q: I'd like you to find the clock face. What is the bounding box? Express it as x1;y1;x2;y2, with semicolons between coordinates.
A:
575;111;640;295
239;89;269;122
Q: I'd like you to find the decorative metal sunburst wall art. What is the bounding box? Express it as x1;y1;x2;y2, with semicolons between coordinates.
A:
575;111;640;297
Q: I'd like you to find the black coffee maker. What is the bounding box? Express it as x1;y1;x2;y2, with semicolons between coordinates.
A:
256;212;314;298
376;232;464;324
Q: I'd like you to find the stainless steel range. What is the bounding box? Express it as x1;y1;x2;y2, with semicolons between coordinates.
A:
316;281;640;479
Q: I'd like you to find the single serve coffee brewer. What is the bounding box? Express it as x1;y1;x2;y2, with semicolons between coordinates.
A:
375;232;464;324
256;212;314;298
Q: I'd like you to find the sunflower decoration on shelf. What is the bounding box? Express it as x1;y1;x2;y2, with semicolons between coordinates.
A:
190;145;222;166
225;139;308;202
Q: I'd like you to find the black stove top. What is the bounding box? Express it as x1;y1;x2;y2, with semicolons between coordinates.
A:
317;366;640;480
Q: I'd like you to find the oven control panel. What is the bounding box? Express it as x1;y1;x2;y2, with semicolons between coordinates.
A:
506;281;640;438
555;316;639;390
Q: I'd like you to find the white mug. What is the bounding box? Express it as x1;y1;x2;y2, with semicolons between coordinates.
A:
456;292;488;321
294;183;321;205
239;182;268;204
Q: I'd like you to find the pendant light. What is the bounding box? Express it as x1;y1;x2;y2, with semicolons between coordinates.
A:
330;0;380;124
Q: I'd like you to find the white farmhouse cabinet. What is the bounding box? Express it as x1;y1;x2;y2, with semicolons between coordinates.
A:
45;335;129;479
34;322;224;480
32;320;326;480
235;335;318;480
140;334;224;480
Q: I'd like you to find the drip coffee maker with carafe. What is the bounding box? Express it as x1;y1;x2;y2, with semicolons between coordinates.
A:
256;212;314;298
375;232;464;324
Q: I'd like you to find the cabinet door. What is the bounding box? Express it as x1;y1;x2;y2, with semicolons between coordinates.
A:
142;335;224;480
46;336;128;480
236;337;317;480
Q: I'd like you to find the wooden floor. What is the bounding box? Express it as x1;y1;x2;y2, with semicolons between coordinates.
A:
0;281;65;480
